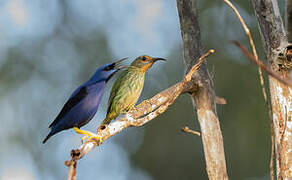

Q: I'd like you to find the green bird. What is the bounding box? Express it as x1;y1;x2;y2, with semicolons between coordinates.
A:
101;55;166;127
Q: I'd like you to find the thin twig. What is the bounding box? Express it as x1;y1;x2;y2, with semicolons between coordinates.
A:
184;49;215;82
65;49;215;177
223;0;268;103
233;41;292;88
181;126;201;136
223;1;275;177
215;96;227;105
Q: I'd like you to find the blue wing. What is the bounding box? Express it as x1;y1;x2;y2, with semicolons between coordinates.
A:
49;86;88;128
43;81;105;143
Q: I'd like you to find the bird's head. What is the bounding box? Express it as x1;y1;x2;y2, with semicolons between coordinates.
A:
131;55;166;72
90;58;128;83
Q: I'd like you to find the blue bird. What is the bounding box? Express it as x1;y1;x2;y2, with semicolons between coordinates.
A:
42;58;127;144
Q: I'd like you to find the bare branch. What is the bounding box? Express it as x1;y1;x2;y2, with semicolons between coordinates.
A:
252;0;292;179
233;41;292;88
184;49;214;82
223;0;258;59
287;0;292;42
252;0;287;57
66;161;76;180
176;0;228;179
65;151;77;180
215;96;227;105
223;0;268;104
65;50;214;172
181;126;201;136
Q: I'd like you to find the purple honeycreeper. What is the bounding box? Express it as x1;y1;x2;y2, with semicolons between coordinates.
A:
43;58;127;143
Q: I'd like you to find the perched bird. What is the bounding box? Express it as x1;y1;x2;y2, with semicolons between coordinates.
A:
101;55;166;127
42;58;127;144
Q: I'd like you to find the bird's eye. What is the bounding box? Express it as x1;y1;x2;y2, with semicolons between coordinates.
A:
141;56;147;61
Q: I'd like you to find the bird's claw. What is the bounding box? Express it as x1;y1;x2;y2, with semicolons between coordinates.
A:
73;127;101;144
81;135;89;144
80;134;102;144
88;135;102;144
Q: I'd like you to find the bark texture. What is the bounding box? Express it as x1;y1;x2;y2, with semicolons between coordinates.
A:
287;0;292;42
252;0;292;179
176;0;228;179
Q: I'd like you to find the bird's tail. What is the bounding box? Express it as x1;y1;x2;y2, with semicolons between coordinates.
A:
42;132;53;144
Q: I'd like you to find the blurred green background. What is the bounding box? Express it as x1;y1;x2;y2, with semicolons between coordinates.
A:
1;0;284;179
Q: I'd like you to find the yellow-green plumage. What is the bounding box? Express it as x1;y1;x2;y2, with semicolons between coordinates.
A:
103;67;145;124
102;55;165;125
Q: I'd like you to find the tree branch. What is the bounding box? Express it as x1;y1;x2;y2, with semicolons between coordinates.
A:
65;49;215;178
233;41;292;88
223;0;268;101
65;155;77;180
287;0;292;42
176;0;228;179
252;0;292;179
181;126;201;136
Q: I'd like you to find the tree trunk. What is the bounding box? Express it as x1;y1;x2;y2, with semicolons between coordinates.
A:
252;0;292;179
287;0;292;42
176;0;229;179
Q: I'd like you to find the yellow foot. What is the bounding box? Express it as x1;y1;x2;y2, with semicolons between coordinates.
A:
88;135;102;143
73;127;101;143
81;135;88;143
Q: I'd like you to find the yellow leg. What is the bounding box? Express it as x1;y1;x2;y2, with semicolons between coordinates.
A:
81;135;88;143
73;127;101;143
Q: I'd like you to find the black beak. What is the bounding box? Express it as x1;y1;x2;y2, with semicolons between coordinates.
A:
112;57;128;67
152;57;166;62
107;57;128;71
105;58;127;82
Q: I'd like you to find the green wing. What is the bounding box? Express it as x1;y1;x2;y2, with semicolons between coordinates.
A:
106;70;128;115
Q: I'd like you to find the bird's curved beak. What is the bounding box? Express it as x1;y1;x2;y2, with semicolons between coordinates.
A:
110;57;128;71
112;57;128;67
105;58;128;82
152;57;166;62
